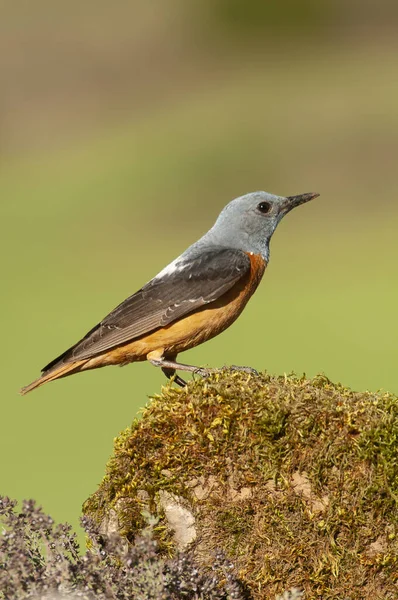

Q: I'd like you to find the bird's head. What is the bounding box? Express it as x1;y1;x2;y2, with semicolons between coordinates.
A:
205;191;320;261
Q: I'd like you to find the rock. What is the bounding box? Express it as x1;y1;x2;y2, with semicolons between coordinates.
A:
83;371;398;599
157;490;196;549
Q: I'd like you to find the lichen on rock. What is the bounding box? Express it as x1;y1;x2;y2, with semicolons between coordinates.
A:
83;371;398;599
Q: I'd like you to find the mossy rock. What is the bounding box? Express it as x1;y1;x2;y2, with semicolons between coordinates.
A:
84;371;398;599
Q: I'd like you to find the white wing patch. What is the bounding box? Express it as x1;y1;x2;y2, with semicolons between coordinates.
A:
153;256;186;280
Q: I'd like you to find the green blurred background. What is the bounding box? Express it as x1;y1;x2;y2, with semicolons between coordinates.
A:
1;1;397;538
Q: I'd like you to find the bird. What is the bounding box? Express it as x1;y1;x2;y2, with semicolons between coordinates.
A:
20;190;319;394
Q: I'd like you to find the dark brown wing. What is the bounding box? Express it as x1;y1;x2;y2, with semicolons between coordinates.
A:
42;247;251;371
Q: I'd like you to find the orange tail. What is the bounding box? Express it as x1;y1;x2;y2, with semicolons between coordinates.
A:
20;360;88;395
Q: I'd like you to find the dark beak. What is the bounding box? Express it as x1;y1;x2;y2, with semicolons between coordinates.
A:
283;192;320;212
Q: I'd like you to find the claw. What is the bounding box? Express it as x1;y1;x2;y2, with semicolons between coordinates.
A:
193;367;211;377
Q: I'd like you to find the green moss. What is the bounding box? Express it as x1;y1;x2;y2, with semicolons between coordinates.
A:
83;371;398;598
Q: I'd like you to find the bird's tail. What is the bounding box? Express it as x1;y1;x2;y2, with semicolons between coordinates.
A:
20;360;88;395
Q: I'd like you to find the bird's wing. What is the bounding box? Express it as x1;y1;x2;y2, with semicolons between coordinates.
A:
42;247;251;370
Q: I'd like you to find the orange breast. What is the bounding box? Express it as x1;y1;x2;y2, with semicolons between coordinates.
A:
84;253;266;369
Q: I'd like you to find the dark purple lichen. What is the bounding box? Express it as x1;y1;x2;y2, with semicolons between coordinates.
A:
0;495;251;599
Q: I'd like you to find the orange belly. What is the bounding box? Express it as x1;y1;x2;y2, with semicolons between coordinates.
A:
83;253;266;370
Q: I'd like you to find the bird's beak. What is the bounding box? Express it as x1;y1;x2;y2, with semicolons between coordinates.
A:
282;192;320;213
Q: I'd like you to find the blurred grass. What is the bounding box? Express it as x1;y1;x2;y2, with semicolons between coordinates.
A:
1;40;397;540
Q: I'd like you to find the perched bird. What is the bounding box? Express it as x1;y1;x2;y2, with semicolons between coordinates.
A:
21;190;319;394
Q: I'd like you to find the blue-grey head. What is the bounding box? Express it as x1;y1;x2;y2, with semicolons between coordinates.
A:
200;191;319;261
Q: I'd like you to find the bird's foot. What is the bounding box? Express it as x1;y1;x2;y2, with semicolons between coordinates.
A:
228;364;259;376
193;367;212;378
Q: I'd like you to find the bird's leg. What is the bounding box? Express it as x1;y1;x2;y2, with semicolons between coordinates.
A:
229;365;259;375
148;351;257;388
161;366;187;388
149;356;211;386
153;357;210;376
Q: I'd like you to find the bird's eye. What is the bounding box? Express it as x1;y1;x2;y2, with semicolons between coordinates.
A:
257;201;271;214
